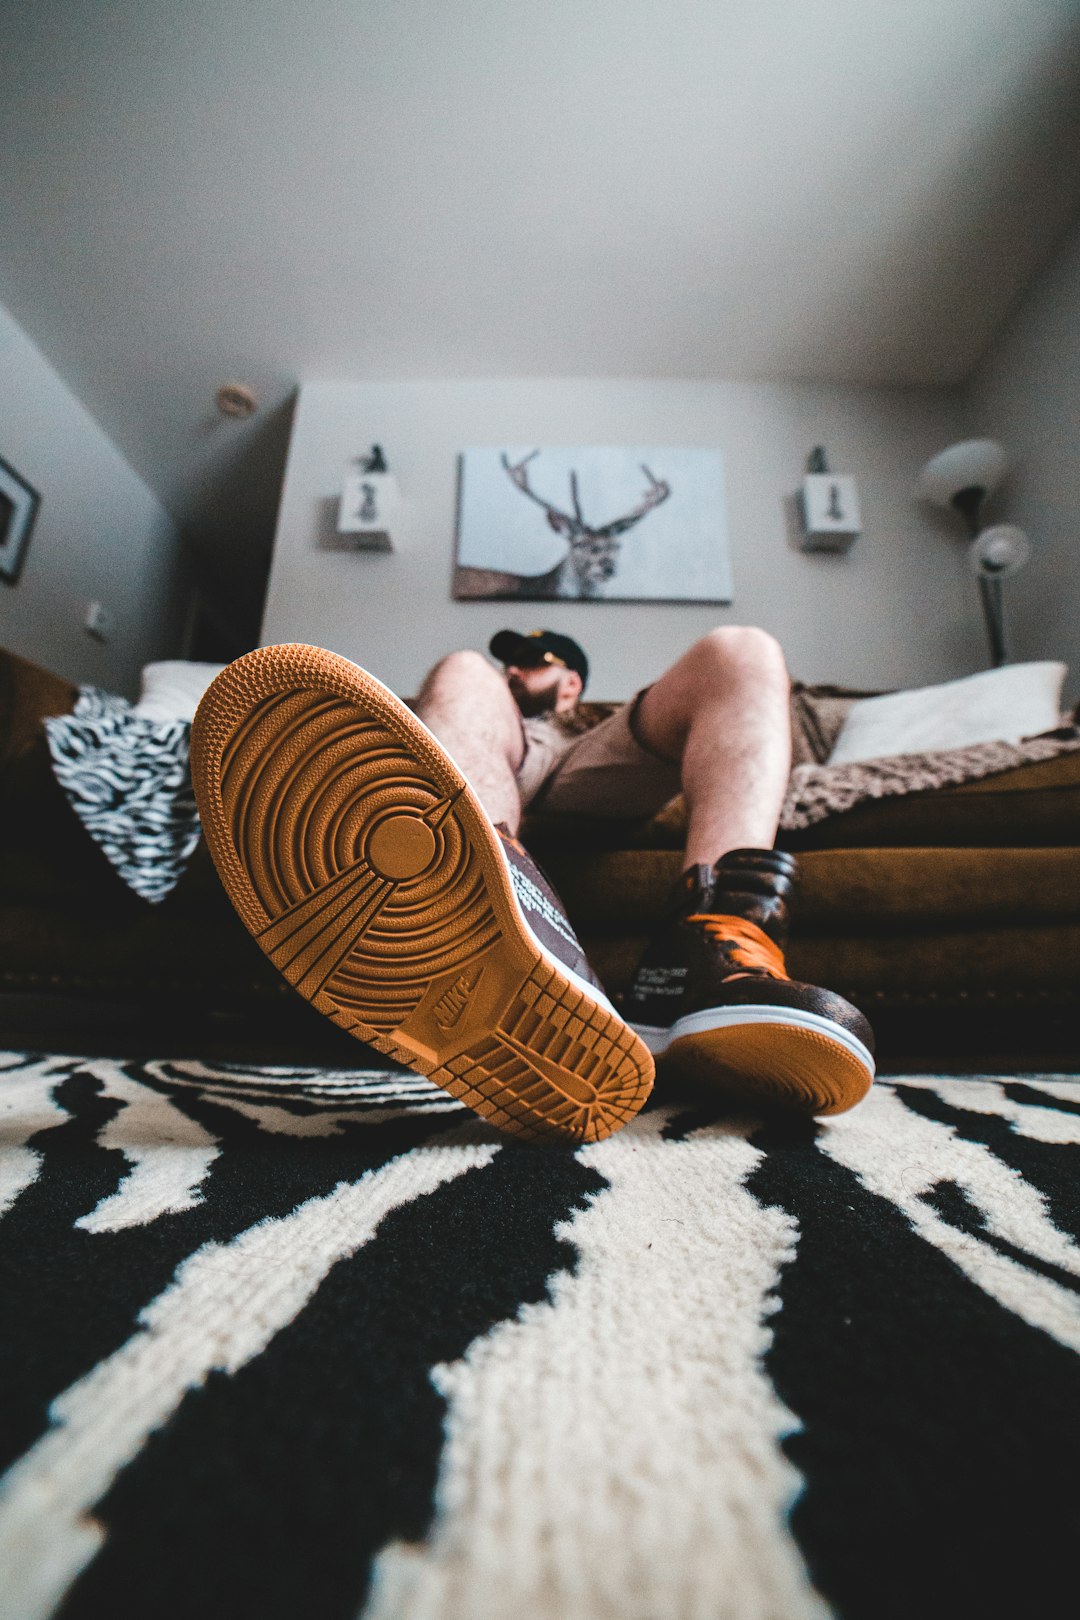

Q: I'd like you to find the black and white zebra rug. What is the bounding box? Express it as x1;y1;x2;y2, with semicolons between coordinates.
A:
1;1053;1078;1620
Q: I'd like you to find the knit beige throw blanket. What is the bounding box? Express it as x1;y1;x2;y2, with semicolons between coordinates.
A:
780;720;1080;830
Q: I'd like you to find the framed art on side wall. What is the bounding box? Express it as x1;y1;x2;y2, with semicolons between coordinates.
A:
0;456;41;585
453;446;732;602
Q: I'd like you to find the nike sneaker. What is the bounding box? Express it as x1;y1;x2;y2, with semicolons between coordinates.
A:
190;643;654;1143
623;847;875;1115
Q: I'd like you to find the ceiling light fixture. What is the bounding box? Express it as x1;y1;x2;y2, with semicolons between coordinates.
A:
215;382;259;419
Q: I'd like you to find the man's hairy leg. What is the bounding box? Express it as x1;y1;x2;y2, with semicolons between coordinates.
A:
415;649;525;832
625;629;874;1119
632;626;791;866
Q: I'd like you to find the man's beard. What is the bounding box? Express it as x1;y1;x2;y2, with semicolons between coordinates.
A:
508;677;560;718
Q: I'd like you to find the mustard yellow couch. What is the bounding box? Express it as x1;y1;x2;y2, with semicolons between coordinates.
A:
3;647;1079;1067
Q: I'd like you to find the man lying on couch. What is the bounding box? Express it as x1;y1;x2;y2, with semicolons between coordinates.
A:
190;627;876;1146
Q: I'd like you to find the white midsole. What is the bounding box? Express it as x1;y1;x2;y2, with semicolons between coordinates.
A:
630;1004;876;1075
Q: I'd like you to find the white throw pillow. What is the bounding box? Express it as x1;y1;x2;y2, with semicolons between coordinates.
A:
827;661;1067;766
134;660;225;723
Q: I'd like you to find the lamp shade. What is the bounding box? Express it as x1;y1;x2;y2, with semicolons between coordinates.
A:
918;439;1008;508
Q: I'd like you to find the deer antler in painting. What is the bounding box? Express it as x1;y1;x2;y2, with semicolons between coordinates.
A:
499;452;671;597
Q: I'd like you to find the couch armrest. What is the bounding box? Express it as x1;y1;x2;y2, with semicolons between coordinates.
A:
0;647;79;769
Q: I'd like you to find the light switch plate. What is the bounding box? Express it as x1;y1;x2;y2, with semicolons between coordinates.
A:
84;600;111;640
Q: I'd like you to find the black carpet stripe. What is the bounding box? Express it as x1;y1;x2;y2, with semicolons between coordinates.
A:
1005;1079;1080;1118
660;1099;732;1140
57;1144;606;1620
0;1062;459;1475
745;1115;1080;1620
919;1177;1080;1294
895;1081;1080;1244
0;1069;128;1470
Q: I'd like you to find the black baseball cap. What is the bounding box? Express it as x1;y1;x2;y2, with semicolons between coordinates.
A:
489;628;589;690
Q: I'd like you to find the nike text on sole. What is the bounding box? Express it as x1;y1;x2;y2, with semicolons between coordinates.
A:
629;1004;875;1117
191;644;654;1143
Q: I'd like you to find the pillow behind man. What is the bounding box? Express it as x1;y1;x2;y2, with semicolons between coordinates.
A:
827;662;1068;766
133;660;225;722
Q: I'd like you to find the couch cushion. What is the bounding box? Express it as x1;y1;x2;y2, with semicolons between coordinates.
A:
580;922;1080;1005
0;884;283;1002
0;647;78;767
785;923;1080;1002
525;750;1080;854
541;844;1080;931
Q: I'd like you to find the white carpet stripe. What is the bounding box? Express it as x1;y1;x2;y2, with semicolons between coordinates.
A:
820;1082;1080;1350
137;1056;454;1103
362;1108;832;1620
74;1070;219;1233
0;1067;70;1217
921;1076;1080;1143
0;1129;498;1620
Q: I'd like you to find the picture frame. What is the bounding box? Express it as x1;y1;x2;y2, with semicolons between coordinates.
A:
0;455;41;585
453;445;732;603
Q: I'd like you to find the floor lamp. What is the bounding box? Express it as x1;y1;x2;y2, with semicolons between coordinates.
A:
917;439;1031;666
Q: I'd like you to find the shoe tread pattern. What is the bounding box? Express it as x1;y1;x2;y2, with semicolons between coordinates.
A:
191;644;653;1143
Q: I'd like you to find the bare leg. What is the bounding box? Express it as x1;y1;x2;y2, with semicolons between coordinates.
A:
633;627;791;866
415;650;525;832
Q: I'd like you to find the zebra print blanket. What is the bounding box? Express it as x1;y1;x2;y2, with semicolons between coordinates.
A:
43;687;199;903
1;1054;1077;1620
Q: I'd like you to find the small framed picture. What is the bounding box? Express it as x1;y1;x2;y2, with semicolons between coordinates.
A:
0;455;41;585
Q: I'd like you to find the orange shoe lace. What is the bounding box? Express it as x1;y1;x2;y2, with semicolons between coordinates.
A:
686;913;788;980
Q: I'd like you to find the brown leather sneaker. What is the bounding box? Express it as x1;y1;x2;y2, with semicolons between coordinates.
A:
190;644;653;1143
623;848;875;1116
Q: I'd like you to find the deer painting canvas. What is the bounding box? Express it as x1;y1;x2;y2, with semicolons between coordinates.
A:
453;447;732;602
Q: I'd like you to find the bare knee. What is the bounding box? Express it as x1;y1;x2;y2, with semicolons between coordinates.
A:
419;648;508;704
680;625;790;696
416;649;522;762
425;647;498;685
702;618;786;670
636;627;787;758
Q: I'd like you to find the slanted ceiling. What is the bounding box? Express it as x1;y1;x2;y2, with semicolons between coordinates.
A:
2;0;1080;621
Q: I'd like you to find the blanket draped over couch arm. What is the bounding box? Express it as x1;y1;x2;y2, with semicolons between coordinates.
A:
43;687;200;904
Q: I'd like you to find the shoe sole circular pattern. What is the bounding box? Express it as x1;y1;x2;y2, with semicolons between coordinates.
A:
190;644;654;1143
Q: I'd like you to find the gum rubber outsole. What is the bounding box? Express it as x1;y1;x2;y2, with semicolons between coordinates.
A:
190;644;654;1143
664;1021;873;1116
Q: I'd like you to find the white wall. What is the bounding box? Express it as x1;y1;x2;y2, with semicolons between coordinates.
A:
966;215;1080;695
0;299;187;694
263;378;971;699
